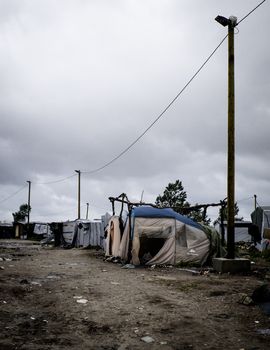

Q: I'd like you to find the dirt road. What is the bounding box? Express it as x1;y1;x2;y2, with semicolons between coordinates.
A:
0;240;269;350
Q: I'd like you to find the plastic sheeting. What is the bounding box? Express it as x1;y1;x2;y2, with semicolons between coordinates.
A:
33;223;51;236
62;220;103;248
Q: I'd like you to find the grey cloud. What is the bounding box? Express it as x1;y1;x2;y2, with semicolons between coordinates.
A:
0;0;269;223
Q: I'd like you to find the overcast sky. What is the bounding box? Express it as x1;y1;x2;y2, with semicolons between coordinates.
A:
0;0;269;224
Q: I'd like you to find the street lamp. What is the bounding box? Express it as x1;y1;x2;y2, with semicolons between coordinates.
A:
216;15;237;259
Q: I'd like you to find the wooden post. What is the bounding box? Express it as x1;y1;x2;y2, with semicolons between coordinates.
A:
226;18;236;259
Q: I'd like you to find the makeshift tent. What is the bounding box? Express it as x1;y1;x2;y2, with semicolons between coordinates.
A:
33;223;52;237
105;206;223;266
62;220;103;248
105;216;122;256
251;206;270;250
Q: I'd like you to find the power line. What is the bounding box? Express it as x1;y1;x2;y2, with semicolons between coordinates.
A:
33;174;76;185
2;1;267;189
0;184;27;204
236;0;267;26
82;34;228;174
81;0;267;175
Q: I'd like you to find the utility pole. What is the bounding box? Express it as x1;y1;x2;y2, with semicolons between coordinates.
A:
140;190;144;203
86;202;89;220
26;180;31;235
215;15;237;259
254;194;257;210
75;170;81;219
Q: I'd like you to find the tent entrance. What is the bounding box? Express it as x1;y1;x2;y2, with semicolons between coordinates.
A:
139;236;166;264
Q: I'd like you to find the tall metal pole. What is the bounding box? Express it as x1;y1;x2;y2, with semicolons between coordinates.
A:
75;170;81;219
26;180;31;234
86;202;89;220
226;17;237;259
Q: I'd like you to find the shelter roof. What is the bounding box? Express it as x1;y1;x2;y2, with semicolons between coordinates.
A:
131;206;201;229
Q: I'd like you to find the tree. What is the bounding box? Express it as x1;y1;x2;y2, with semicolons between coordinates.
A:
216;202;243;223
155;180;210;225
155;180;188;210
12;204;31;223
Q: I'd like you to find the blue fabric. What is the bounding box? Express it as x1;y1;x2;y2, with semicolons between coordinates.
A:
131;206;201;230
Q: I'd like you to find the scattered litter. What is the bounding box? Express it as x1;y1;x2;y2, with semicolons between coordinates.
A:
0;258;3;261
121;264;135;269
30;317;36;320
20;279;30;284
257;328;270;335
76;299;88;304
46;275;60;279
105;256;114;262
238;293;254;306
160;341;168;345
66;263;78;266
0;266;4;270
150;265;156;269
102;269;107;272
31;281;42;286
4;258;12;262
255;321;260;324
43;320;48;323
73;296;88;304
2;301;7;304
177;268;200;275
134;327;139;334
138;307;144;310
141;336;155;343
111;282;120;285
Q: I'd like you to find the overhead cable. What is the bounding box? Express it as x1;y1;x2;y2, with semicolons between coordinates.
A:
82;34;228;174
3;0;267;190
81;0;267;174
0;184;27;204
236;0;267;26
33;174;76;185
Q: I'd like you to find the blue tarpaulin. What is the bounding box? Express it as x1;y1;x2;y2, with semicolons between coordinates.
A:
131;206;201;230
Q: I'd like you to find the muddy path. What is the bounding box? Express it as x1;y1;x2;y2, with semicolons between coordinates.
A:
0;240;270;350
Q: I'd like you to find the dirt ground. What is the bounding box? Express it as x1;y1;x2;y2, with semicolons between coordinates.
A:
0;240;270;350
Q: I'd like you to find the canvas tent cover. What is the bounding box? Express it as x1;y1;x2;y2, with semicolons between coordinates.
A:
105;206;222;266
